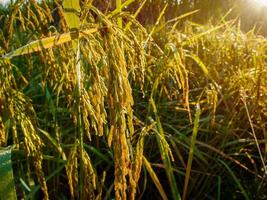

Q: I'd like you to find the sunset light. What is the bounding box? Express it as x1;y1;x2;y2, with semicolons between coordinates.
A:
254;0;267;6
0;1;267;199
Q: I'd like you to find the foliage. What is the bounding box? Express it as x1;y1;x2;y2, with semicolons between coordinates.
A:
0;0;267;199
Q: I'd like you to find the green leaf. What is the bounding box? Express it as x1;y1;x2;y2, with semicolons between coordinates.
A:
4;28;98;58
116;0;122;27
38;128;67;161
26;164;65;200
63;0;81;52
182;24;226;46
144;4;168;46
182;103;201;200
108;0;135;18
219;159;250;200
143;156;168;200
63;0;81;31
124;0;147;30
150;98;181;200
189;54;209;76
0;147;17;200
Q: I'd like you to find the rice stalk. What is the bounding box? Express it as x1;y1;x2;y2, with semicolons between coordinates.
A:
149;98;181;200
144;3;168;46
116;0;122;27
143;156;168;200
124;0;147;31
182;103;201;200
242;96;267;176
107;0;135;18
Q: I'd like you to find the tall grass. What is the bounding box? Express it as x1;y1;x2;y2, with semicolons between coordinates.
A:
0;0;267;199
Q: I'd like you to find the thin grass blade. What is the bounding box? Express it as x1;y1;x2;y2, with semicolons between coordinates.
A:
182;103;201;200
219;159;250;200
143;156;168;200
188;53;209;76
150;98;181;200
4;28;98;58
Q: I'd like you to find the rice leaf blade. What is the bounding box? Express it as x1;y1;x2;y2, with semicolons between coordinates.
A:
0;147;17;200
143;156;168;200
4;28;98;58
219;159;250;200
189;54;209;76
182;104;201;200
150;98;181;200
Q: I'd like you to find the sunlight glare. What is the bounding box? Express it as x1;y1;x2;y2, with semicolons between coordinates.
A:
254;0;267;6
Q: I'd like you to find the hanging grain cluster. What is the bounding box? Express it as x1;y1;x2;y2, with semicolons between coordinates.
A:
0;0;149;199
0;57;49;199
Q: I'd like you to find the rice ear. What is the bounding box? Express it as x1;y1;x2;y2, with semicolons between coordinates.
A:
66;146;79;198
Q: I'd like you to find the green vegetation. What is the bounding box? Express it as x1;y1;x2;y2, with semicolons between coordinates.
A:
0;0;266;199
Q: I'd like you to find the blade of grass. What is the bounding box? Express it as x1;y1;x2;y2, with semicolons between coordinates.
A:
124;0;148;31
155;10;199;34
116;0;122;28
219;159;250;200
196;140;261;177
150;98;181;200
242;97;267;175
144;4;168;47
26;164;66;200
83;144;113;166
188;53;209;77
38;128;67;161
169;10;199;34
142;156;168;200
181;24;226;46
108;0;135;18
4;27;98;58
62;0;80;32
182;103;201;200
217;176;221;200
19;178;31;193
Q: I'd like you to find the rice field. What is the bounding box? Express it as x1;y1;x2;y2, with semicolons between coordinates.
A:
0;0;266;199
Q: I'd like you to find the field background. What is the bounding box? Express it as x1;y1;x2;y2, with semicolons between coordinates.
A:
0;0;267;199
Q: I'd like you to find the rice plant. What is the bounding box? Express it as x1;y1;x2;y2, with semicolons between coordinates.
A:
0;0;267;199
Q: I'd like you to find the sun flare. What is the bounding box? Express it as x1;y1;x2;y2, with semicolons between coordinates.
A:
254;0;267;6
